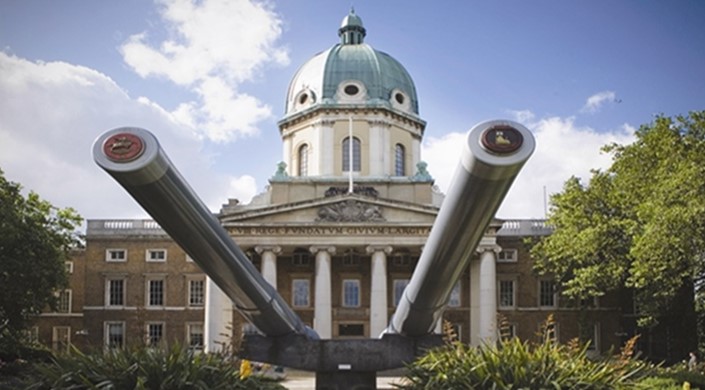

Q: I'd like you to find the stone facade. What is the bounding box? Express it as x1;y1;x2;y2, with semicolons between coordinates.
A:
32;218;624;355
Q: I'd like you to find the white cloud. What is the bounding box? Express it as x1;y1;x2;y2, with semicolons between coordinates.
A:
120;0;289;142
0;52;256;220
422;113;635;219
581;90;616;114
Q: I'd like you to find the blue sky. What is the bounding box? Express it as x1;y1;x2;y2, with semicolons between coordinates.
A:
1;1;704;223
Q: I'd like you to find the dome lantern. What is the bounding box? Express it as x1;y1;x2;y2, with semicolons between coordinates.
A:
338;8;366;45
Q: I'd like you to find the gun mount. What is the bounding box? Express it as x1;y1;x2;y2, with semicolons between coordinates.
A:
93;119;534;389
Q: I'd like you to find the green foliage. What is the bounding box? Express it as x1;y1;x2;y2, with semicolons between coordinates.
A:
0;169;83;358
399;337;648;389
654;362;705;389
632;376;681;389
531;111;705;328
26;344;285;389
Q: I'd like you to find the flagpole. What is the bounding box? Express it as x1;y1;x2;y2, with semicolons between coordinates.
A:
348;115;354;194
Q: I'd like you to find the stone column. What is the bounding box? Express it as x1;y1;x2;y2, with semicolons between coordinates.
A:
470;257;481;346
204;277;232;353
311;246;335;339
255;245;281;290
471;246;500;346
366;245;392;337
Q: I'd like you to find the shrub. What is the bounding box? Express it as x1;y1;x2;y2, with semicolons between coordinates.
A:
26;344;284;389
400;317;649;390
399;337;648;390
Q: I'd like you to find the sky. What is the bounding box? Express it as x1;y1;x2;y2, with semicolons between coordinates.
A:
1;1;704;226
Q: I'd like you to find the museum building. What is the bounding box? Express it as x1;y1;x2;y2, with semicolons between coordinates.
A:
34;10;626;356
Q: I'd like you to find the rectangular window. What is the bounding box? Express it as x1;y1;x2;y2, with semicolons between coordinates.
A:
146;322;164;346
539;280;557;308
65;261;74;274
105;322;125;349
52;326;71;352
540;320;560;344
106;278;125;306
500;323;517;341
292;279;310;307
189;279;205;307
582;323;600;351
292;252;311;266
342;251;361;266
187;323;204;350
338;323;365;337
448;281;461;307
393;279;409;306
56;289;72;313
106;249;127;262
391;254;411;267
497;249;518;262
498;280;515;308
24;326;39;343
342;279;360;307
148;279;165;306
146;249;167;262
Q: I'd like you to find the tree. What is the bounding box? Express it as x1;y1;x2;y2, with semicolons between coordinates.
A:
0;169;82;357
531;111;705;353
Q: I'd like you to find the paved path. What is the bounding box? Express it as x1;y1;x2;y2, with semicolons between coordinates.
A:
280;370;406;389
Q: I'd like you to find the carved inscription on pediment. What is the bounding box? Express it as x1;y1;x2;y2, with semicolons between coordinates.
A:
316;199;385;222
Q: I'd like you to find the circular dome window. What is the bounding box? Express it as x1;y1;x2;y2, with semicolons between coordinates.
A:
344;84;360;96
298;93;309;105
394;92;405;104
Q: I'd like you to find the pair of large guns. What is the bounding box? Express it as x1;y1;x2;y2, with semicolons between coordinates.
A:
93;119;534;368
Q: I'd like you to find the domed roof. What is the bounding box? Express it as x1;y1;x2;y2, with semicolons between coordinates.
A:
283;9;420;120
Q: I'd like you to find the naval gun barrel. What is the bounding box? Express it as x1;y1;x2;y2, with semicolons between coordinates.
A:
93;127;317;339
388;120;534;337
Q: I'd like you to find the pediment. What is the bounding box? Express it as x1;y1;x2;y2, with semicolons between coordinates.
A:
220;194;438;226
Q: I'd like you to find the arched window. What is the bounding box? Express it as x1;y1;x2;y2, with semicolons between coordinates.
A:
395;143;405;176
298;144;309;176
342;137;361;172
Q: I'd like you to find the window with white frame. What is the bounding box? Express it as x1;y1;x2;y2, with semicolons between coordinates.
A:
105;322;125;348
448;281;461;307
393;279;410;306
498;279;516;308
146;249;167;262
106;278;125;306
394;143;405;176
187;323;204;350
147;279;165;306
52;326;71;352
189;279;204;307
56;289;72;313
298;144;309;176
539;280;557;308
24;326;39;344
342;279;361;307
146;322;164;346
106;249;126;262
540;320;560;344
292;279;310;307
342;136;361;172
65;261;74;274
497;249;518;262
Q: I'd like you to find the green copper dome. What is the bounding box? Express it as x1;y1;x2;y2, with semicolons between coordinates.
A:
283;9;420;120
